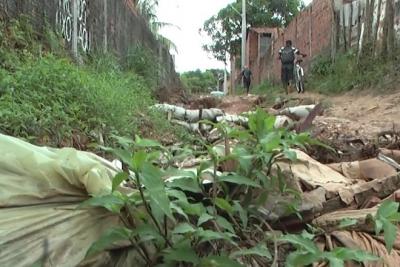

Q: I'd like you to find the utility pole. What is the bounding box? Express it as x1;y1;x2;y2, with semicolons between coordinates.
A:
241;0;246;71
227;1;246;95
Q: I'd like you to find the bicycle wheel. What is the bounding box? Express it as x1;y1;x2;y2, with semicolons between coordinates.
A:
295;67;305;93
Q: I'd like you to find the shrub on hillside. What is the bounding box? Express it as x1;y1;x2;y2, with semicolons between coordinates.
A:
0;54;154;147
308;49;400;94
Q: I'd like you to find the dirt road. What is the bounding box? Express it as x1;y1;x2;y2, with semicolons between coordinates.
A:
216;90;400;141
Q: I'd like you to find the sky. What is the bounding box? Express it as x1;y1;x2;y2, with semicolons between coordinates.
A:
156;0;313;73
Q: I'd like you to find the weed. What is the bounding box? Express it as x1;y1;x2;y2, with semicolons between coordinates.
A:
308;49;400;94
0;17;183;149
80;110;378;266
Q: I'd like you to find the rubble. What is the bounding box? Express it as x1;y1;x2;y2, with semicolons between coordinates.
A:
2;96;400;266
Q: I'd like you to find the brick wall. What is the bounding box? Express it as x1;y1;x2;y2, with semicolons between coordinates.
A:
249;0;400;85
241;0;334;84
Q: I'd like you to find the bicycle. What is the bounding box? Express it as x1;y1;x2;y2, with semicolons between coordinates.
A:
294;58;305;94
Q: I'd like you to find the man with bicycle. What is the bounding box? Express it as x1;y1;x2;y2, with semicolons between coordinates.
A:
279;40;306;94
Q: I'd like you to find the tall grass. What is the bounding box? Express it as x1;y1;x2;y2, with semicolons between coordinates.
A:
0;17;185;148
307;49;400;94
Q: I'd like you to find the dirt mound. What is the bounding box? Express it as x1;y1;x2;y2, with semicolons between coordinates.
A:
218;95;266;114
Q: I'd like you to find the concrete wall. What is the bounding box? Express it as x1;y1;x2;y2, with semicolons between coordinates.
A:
0;0;179;88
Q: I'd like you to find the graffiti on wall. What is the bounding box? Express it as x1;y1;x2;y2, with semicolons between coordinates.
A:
56;0;90;52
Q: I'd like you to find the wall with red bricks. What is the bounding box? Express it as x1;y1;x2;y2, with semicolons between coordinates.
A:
256;0;333;83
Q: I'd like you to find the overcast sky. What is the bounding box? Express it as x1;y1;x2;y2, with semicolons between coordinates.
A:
156;0;313;73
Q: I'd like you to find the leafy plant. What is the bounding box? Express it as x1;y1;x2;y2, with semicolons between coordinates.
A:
281;233;379;267
373;200;400;252
82;110;323;266
308;48;400;94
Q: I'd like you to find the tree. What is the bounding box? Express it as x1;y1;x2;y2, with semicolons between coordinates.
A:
180;69;223;94
202;0;303;62
137;0;179;53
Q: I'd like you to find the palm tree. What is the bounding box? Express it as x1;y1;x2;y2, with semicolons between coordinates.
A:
137;0;179;54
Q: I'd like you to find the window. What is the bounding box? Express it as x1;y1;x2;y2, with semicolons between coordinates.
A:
259;33;272;57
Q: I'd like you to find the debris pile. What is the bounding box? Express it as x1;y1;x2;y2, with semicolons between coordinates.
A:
1;96;400;266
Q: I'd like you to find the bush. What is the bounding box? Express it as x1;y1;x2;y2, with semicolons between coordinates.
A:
0;54;155;147
0;17;186;148
308;49;400;94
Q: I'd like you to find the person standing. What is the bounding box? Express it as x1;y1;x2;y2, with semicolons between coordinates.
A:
279;40;305;94
241;65;252;95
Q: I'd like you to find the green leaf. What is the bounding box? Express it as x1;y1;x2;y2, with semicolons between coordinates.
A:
377;200;399;218
140;163;173;220
231;244;272;259
112;148;133;168
31;260;43;267
233;201;248;228
180;202;206;216
198;213;214;226
132;224;164;244
133;150;147;171
232;146;253;174
172;223;196;235
382;219;397;252
216;215;235;233
338;218;358;229
86;227;132;256
260;132;282;152
112;172;128;192
196;229;230;244
170;201;189;221
198;160;213;174
111;135;134;149
215;198;234;214
280;234;319;254
135;135;163;148
326;257;344;267
283;149;297;161
79;193;125;213
218;174;261;188
200;256;244;267
285;251;320;267
167;189;190;203
248;109;275;139
387;212;400;222
166;177;202;193
331;247;379;262
375;219;383;235
164;244;200;264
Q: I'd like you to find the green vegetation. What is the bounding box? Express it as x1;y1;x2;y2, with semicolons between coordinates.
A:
180;69;224;94
251;80;282;96
83;110;381;266
308;49;400;94
203;0;303;62
0;17;183;148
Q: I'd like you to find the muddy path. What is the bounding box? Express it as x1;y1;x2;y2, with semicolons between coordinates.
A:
184;89;400;164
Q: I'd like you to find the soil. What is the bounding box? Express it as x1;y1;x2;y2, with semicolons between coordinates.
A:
203;89;400;163
217;90;400;140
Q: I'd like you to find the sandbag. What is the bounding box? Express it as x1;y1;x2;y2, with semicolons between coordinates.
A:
278;105;316;120
274;115;294;128
0;134;127;267
272;149;354;197
380;149;400;164
153;103;224;123
328;159;397;181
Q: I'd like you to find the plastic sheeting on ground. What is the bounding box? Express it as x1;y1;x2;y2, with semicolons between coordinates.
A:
328;159;397;181
0;134;126;267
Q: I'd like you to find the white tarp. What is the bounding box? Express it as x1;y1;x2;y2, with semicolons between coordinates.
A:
0;134;125;267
